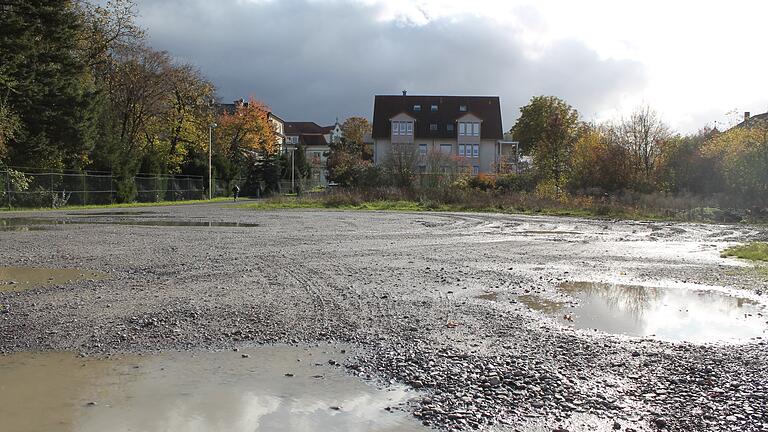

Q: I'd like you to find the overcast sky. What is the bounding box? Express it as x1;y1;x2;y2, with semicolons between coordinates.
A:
135;0;767;132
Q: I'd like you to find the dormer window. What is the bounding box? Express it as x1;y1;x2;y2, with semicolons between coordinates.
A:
413;105;421;112
430;105;438;112
459;105;467;112
392;120;414;136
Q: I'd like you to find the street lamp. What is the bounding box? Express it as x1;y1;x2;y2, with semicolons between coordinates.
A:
290;146;296;194
209;123;217;200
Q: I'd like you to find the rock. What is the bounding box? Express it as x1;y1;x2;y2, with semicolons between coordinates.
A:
654;418;668;429
613;420;622;430
241;353;249;358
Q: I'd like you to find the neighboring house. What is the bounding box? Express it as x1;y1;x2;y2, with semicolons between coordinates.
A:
732;111;768;130
217;99;286;153
322;120;343;144
371;93;515;175
284;121;333;186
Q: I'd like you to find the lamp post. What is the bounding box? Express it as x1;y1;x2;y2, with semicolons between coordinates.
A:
209;123;217;200
290;146;296;194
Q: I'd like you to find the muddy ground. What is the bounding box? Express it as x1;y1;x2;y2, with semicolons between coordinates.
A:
1;202;767;431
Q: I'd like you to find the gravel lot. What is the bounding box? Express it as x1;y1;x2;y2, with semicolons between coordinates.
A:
1;202;767;431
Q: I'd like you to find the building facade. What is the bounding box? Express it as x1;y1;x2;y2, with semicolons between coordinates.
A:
284;121;340;187
371;94;513;175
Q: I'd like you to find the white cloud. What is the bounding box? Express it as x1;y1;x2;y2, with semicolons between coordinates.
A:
136;0;766;132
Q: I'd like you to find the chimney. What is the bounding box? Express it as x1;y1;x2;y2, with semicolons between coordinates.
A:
744;111;751;122
402;90;407;96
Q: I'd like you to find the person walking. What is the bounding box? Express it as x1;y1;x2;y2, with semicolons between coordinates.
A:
231;184;240;202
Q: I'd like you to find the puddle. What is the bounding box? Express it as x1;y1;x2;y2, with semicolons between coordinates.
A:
519;282;767;343
518;230;583;235
475;292;499;301
0;218;259;228
0;345;426;432
66;211;157;216
0;267;107;292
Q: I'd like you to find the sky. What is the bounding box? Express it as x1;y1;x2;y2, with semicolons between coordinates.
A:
135;0;768;133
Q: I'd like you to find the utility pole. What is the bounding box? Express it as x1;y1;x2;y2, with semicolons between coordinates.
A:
209;123;217;200
291;147;296;194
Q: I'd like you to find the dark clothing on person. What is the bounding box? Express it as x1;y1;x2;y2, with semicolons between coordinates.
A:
232;185;240;202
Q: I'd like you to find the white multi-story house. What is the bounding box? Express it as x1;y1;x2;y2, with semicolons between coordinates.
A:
284;121;337;186
371;94;516;175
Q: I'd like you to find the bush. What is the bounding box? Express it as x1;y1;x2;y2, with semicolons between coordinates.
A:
496;173;537;192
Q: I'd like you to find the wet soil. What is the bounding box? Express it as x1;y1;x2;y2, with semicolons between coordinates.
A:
1;204;767;431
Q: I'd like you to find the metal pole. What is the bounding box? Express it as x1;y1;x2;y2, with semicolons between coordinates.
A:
208;125;213;200
291;148;295;193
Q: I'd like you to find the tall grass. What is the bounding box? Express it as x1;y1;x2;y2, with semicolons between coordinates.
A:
721;243;768;262
243;187;760;222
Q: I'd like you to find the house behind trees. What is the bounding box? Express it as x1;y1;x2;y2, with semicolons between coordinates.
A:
371;94;515;175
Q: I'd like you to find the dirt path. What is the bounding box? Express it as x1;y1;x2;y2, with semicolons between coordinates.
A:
1;203;766;431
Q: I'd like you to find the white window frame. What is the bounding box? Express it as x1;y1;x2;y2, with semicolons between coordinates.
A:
473;123;480;136
474;144;479;157
431;105;438;112
418;144;427;156
400;122;407;134
413;105;421;112
459;123;466;136
460;105;467;112
472;165;479;175
406;122;413;134
392;122;399;136
430;123;438;131
440;144;452;155
458;144;465;157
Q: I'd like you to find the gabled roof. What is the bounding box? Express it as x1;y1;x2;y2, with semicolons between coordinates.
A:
300;134;328;146
372;95;503;139
732;112;768;130
284;122;325;135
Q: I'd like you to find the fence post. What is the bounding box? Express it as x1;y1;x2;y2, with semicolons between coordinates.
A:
50;173;54;208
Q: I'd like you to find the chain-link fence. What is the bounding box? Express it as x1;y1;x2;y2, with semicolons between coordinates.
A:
1;168;228;208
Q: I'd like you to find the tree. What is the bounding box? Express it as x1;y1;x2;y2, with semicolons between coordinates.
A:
701;124;768;203
610;105;671;188
382;143;418;188
567;125;631;193
511;96;581;188
341;116;372;159
0;98;20;160
217;98;277;164
655;128;720;194
1;0;99;169
511;96;580;155
326;138;374;187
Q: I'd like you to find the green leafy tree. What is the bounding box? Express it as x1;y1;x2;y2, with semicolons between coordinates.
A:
0;0;99;169
567;125;631;193
511;96;581;188
702;124;768;203
341;116;372;160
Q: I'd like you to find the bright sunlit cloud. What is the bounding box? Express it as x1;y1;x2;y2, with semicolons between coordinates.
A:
138;0;768;132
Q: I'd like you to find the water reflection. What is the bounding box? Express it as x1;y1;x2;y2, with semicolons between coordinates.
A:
519;282;767;343
0;346;426;432
0;218;259;228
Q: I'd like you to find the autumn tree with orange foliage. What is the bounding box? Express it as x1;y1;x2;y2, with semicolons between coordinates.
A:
216;97;278;163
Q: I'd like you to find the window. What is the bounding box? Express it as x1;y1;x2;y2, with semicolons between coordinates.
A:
413;105;421;112
392;122;398;136
458;144;465;157
419;144;427;156
460;105;467;112
440;144;452;155
430;123;438;131
472;144;479;157
431;105;438;112
472;166;480;176
458;123;466;136
447;124;454;132
400;122;407;134
407;122;413;134
473;123;480;136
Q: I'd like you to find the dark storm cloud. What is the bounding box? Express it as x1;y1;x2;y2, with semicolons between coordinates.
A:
135;0;646;128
